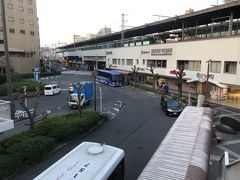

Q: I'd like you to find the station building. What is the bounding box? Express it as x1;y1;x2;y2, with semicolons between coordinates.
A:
59;1;240;100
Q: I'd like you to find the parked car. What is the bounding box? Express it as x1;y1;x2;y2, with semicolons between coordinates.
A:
44;84;61;96
160;95;183;116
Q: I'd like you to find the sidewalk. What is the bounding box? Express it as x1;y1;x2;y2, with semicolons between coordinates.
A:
209;98;240;109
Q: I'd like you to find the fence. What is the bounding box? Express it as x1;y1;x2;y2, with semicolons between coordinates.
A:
0;100;11;120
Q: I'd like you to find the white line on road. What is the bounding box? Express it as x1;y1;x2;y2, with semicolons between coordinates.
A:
215;145;240;159
112;108;120;113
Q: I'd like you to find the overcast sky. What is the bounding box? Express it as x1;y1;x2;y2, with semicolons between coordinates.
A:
37;0;222;46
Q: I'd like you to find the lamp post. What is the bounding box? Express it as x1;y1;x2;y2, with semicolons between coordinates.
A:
205;59;212;105
1;0;14;119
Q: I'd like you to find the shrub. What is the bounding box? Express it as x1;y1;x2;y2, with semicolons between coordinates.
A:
6;136;55;163
36;111;104;142
0;131;30;152
0;79;37;96
0;136;55;179
0;154;23;179
0;74;6;85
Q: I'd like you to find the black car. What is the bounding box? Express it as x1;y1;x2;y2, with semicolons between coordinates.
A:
161;95;183;116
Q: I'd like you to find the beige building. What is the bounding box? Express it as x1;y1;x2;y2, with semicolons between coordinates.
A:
0;0;40;74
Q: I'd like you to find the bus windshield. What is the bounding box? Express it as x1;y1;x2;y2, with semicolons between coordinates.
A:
112;74;122;82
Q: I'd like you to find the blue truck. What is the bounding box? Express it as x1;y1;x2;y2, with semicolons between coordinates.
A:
68;81;94;108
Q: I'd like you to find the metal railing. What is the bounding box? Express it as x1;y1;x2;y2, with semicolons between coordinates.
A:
0;100;11;120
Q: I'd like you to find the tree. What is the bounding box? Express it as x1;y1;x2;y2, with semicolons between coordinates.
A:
76;82;83;116
147;65;158;93
131;65;139;87
173;65;186;97
17;82;44;135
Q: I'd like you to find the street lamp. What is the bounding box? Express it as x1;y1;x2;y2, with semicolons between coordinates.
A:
205;59;212;105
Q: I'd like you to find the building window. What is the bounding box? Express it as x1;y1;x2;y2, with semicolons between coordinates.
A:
112;59;117;64
9;28;15;33
143;59;145;65
136;59;139;65
118;59;121;65
18;6;24;12
188;61;201;71
210;61;221;73
30;31;35;36
0;40;4;44
0;27;3;32
177;60;189;70
29;20;34;25
8;16;14;22
224;61;237;74
18;0;23;2
19;18;24;24
147;60;167;68
7;3;13;9
28;0;33;4
122;59;125;65
28;9;33;14
126;59;133;66
20;30;25;35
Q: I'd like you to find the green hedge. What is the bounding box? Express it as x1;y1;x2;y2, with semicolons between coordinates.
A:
36;111;103;142
0;79;37;96
0;136;55;179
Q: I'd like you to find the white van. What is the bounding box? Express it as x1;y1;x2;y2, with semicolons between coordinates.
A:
44;84;61;96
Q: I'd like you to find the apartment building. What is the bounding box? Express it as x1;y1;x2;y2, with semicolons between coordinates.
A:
60;1;240;100
0;0;40;74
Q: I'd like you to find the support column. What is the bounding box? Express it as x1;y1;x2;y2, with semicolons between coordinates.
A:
228;12;233;36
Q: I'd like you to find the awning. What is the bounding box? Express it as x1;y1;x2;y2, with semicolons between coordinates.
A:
187;78;227;88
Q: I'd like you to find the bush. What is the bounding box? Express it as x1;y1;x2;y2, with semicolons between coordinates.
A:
0;131;30;152
0;154;23;179
36;111;104;142
0;79;37;96
0;74;6;85
6;136;55;163
0;136;55;179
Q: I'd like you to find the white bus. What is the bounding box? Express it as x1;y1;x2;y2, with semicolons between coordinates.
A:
34;142;125;180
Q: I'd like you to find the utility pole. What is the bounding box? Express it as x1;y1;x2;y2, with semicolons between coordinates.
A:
121;14;125;47
205;59;212;105
1;0;14;119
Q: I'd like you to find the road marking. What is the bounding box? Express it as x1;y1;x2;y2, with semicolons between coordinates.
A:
215;145;240;159
112;108;119;113
220;139;240;146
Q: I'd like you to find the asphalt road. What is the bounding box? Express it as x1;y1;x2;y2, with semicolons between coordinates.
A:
7;72;177;180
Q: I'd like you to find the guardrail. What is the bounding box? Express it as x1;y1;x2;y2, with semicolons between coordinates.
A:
15;109;34;120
